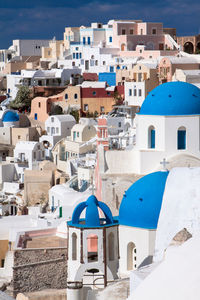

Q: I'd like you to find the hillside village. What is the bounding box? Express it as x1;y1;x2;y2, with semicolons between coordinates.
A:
0;19;200;300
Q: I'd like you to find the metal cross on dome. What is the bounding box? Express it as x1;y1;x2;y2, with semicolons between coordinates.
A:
160;158;169;171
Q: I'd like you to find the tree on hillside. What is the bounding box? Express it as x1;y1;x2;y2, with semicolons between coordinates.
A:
50;104;63;115
113;90;123;106
9;86;32;110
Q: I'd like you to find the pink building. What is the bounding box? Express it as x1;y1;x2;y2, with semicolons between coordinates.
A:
112;20;179;58
158;57;200;83
30;97;51;123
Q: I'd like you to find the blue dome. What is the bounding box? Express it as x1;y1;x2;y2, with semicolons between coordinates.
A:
2;111;19;122
119;171;169;229
138;82;200;116
68;195;116;228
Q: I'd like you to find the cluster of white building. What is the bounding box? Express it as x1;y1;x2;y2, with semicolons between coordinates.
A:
1;18;200;300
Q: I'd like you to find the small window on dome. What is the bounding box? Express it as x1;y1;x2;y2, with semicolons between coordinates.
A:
177;126;186;150
148;126;155;149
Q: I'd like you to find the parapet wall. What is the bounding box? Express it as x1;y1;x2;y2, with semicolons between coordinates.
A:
13;248;67;297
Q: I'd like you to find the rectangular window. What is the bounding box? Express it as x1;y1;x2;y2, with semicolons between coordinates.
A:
139;89;142;97
47;127;50;133
130;29;134;35
18;135;21;139
119;122;121;127
76;53;79;59
110;66;114;72
88;37;91;45
178;130;186;150
122;29;126;35
73;53;75;59
109;36;112;42
151;129;155;149
56;127;59;133
84;104;88;111
95;60;98;66
51;117;54;122
83;37;86;45
73;131;76;141
129;89;132;96
152;28;157;35
134;89;137;96
100;106;105;113
79;53;82;59
38;102;41;108
1;259;5;268
77;132;79;137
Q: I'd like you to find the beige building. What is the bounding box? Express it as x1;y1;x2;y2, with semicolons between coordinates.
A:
52;121;96;172
0;126;41;147
63;27;80;51
3;56;40;75
132;61;159;84
57;85;81;112
41;40;64;60
23;161;58;206
172;69;200;84
116;68;134;86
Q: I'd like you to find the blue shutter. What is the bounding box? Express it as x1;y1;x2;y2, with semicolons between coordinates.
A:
178;130;186;149
151;129;155;149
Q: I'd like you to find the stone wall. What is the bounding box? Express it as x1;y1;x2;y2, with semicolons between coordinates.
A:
13;248;67;297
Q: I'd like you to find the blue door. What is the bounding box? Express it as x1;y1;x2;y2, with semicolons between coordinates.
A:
178;130;186;149
83;37;86;45
34;113;37;120
151;129;155;149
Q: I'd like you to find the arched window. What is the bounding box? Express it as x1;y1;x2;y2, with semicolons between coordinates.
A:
74;93;78;99
148;126;155;149
121;43;126;51
108;232;114;261
87;234;98;262
72;232;77;260
65;94;68;100
177;126;186;150
127;242;136;270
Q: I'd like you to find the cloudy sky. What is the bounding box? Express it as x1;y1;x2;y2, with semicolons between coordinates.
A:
0;0;199;48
